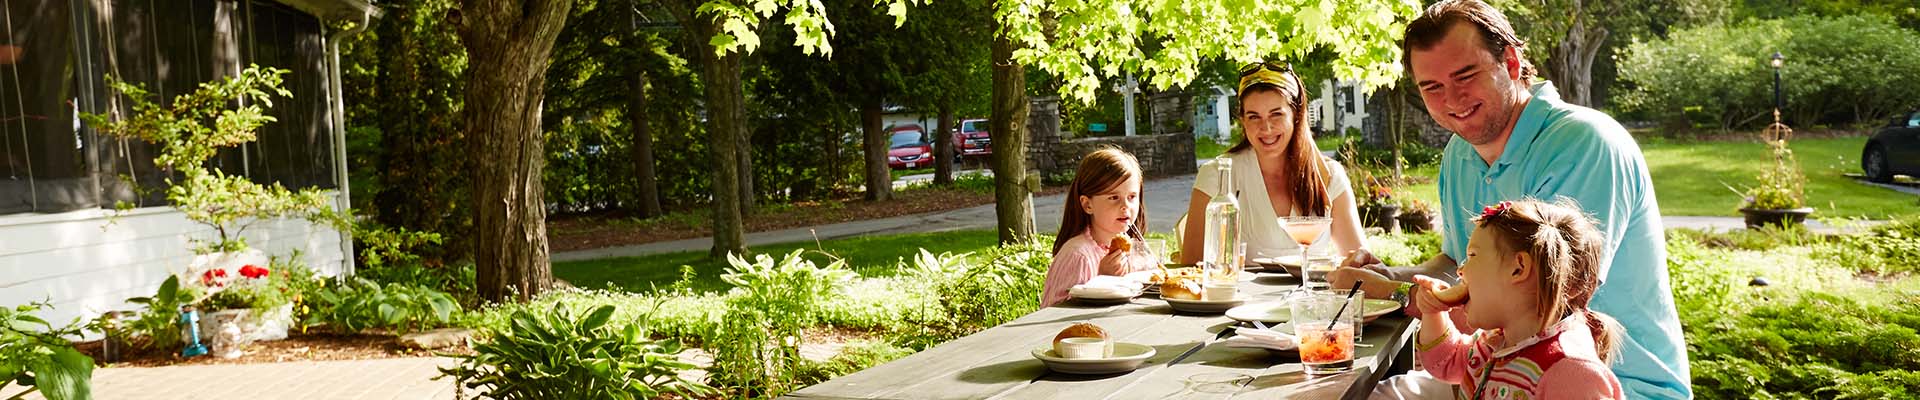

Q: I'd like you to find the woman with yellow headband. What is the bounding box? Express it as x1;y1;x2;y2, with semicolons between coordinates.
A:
1179;61;1368;266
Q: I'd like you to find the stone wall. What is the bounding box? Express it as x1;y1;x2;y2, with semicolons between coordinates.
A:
1044;134;1197;178
1027;95;1198;179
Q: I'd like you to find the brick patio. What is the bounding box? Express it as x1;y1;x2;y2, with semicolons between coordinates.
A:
2;357;460;400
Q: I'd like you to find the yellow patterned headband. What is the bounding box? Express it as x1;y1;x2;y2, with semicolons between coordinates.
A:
1237;61;1294;97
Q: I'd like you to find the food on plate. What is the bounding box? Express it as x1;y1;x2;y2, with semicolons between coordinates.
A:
1109;235;1133;253
1053;322;1110;353
1149;266;1234;284
1161;278;1204;300
1433;282;1470;306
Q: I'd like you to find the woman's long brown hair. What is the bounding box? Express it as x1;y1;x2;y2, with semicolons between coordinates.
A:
1053;148;1148;254
1228;73;1330;217
1475;199;1622;364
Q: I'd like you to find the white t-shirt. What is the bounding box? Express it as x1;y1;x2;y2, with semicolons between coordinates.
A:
1191;150;1353;259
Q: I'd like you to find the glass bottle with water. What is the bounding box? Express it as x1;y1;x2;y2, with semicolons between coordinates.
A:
1203;158;1240;283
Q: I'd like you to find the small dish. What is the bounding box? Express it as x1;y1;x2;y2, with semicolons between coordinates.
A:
1225;301;1293;323
1163;297;1246;314
1031;342;1157;375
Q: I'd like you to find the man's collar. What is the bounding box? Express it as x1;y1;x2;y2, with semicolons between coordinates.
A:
1492;81;1557;167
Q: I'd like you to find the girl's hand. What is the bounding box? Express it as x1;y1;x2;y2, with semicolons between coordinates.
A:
1099;247;1131;276
1409;275;1455;318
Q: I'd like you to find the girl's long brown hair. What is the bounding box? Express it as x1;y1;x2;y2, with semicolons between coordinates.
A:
1053;148;1148;254
1229;73;1330;217
1474;199;1622;364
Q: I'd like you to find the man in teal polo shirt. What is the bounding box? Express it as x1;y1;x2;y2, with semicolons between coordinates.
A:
1330;0;1690;398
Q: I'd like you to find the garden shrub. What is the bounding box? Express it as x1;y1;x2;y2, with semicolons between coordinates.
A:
704;250;857;397
306;279;461;334
1366;232;1441;267
1668;226;1820;251
896;242;1050;350
793;340;915;384
439;304;712;400
1617;15;1920;131
1816;216;1920;276
1689;292;1920;399
1;302;93;400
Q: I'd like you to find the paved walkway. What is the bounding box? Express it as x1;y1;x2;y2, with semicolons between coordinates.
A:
554;171;1897;262
0;357;461;400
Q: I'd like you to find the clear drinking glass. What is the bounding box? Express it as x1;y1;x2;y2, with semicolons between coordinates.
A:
1145;239;1172;265
1280;216;1334;290
1292;290;1361;375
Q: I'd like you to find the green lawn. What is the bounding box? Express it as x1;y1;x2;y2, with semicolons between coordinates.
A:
1643;136;1914;218
552;229;1003;293
1383;136;1915;219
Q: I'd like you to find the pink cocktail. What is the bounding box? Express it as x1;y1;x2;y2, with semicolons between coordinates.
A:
1282;217;1331;246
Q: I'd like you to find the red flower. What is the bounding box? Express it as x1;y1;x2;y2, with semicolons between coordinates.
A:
239;264;270;279
201;268;229;286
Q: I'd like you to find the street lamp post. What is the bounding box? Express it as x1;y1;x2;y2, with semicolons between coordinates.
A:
1771;52;1785;121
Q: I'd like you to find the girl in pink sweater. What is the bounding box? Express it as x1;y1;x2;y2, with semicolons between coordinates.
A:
1405;200;1626;399
1039;148;1152;308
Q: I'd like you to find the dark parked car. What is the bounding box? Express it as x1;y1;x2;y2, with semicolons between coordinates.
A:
1864;111;1920;183
953;119;992;159
887;125;935;169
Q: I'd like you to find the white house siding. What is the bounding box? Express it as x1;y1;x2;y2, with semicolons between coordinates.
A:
0;205;344;331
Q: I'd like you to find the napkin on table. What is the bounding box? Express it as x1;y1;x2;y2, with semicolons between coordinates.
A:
1223;326;1297;350
1071;275;1145;298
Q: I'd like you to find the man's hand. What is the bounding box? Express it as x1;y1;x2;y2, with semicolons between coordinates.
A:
1328;265;1398;300
1341;249;1392;276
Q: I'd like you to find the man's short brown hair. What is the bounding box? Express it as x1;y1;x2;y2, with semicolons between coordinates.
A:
1400;0;1532;79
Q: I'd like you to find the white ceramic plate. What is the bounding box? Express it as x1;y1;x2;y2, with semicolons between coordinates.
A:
1225;302;1293;323
1031;342;1157;375
1163;297;1246;314
1362;299;1403;322
1071;290;1139;306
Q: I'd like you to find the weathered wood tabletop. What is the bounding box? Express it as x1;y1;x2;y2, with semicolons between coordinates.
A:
783;272;1417;400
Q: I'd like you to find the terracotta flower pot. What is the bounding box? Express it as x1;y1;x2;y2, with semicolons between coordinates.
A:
1361;204;1401;234
1740;207;1814;230
1396;212;1434;234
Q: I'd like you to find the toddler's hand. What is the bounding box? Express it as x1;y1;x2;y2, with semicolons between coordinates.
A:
1409;275;1455;318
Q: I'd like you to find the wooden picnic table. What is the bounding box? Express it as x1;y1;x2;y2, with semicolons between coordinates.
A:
783;272;1418;400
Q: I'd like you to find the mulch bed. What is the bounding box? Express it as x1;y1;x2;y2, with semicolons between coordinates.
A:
549;184;1065;253
76;331;470;368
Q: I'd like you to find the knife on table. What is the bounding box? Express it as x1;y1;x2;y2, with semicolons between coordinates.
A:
1165;322;1241;366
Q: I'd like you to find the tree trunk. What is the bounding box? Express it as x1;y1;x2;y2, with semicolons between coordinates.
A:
823;122;841;191
688;13;749;258
738;119;755;214
861;97;891;201
1547;3;1608;107
458;0;571;302
628;69;662;218
934;105;955;185
990;21;1034;244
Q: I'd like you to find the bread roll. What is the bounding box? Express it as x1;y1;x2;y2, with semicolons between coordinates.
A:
1054;322;1108;343
1109;235;1132;252
1162;278;1204;300
1433;284;1470;306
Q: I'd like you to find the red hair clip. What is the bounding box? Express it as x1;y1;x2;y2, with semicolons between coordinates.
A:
1481;201;1512;219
